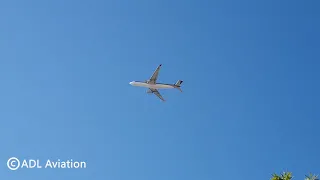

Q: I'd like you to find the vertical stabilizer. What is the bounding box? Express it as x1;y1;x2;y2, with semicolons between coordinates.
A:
174;80;183;92
175;80;183;86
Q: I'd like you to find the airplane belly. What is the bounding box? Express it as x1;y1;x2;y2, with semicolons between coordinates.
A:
132;82;149;87
131;82;173;89
153;84;173;89
139;83;150;87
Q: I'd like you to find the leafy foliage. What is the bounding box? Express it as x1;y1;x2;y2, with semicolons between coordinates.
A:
305;174;319;180
271;172;293;180
271;172;318;180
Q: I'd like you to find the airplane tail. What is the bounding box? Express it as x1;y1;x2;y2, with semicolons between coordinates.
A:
174;80;183;92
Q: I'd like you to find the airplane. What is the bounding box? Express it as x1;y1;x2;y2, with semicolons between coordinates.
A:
129;64;183;101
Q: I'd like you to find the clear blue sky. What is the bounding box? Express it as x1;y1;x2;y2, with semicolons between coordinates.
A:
1;0;319;179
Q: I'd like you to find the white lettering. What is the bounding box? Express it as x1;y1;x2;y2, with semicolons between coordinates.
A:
45;159;86;168
21;160;28;168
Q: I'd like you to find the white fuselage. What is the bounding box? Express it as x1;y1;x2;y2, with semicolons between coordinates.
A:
129;81;174;89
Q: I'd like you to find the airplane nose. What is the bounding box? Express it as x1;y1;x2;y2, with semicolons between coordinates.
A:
129;81;133;85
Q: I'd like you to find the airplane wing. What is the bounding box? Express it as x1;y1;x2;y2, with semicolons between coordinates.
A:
149;88;165;101
149;64;162;84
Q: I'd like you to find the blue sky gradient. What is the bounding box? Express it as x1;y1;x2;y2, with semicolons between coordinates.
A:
1;0;320;179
